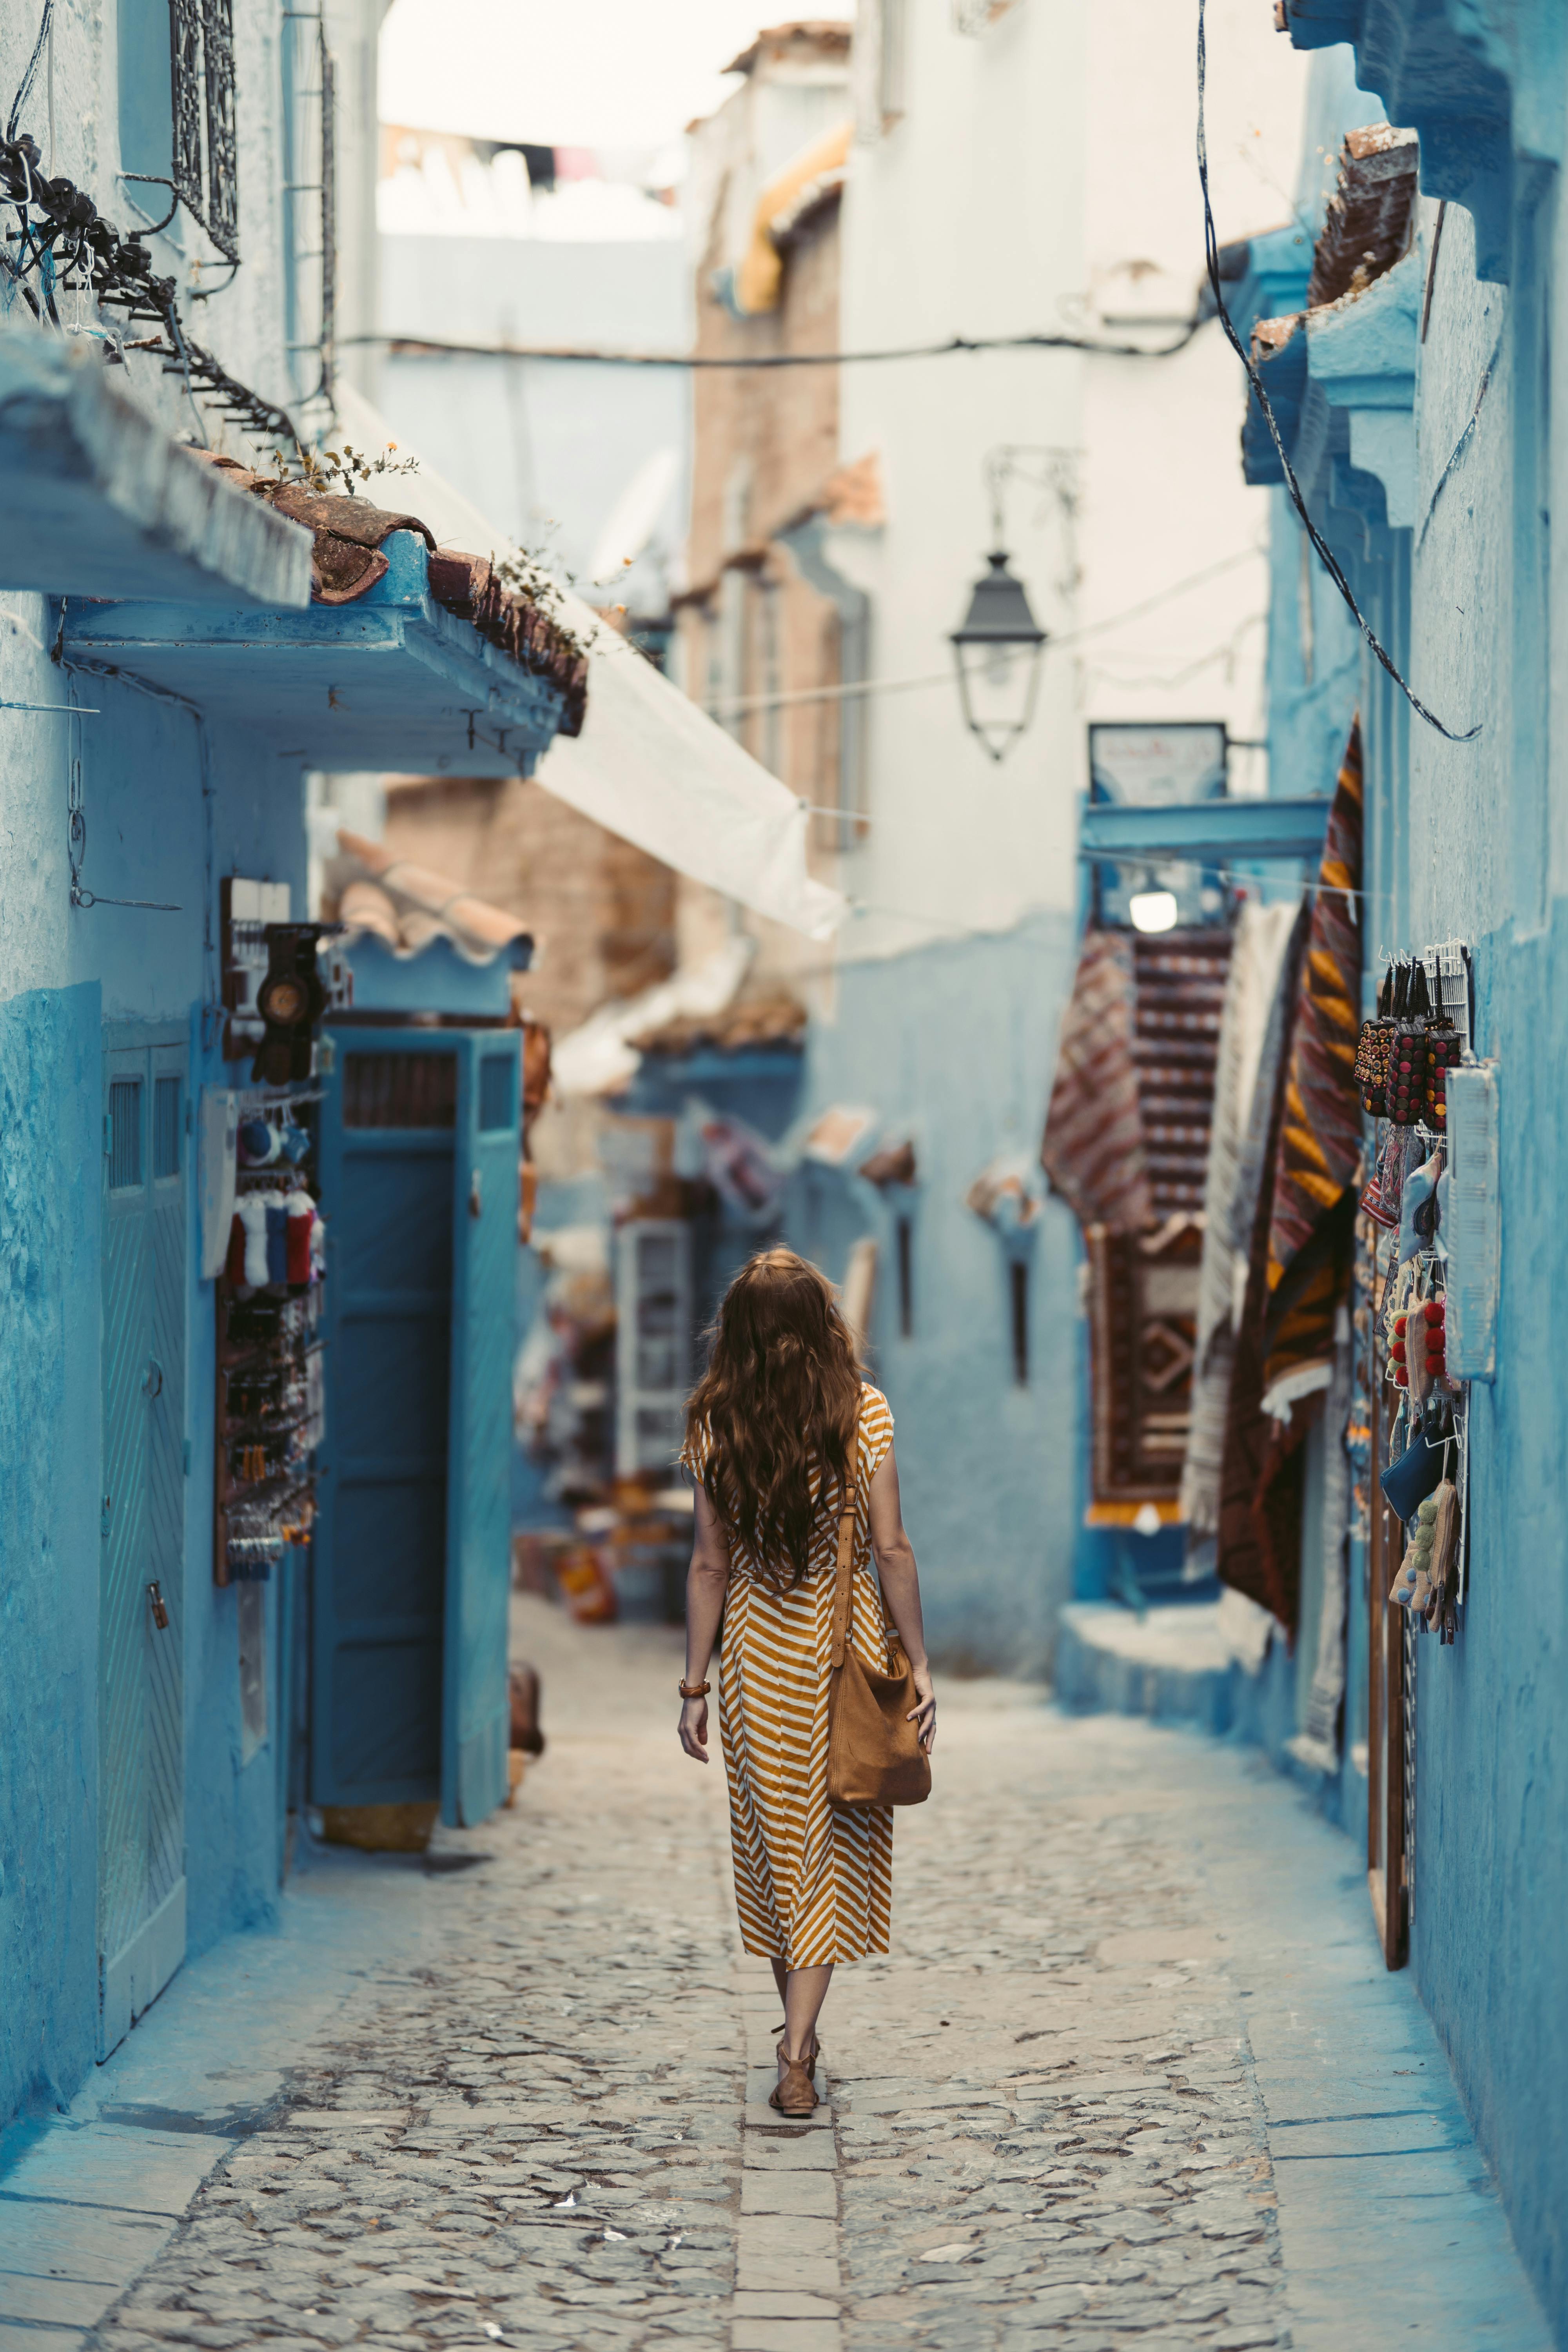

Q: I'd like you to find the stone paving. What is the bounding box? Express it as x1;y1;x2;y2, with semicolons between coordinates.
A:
82;1597;1545;2352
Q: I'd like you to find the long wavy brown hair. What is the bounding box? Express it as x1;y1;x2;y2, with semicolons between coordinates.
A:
685;1247;862;1588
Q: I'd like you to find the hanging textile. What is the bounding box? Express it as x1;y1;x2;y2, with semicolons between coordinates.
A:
1084;1216;1207;1515
1218;720;1364;1629
1216;904;1311;1622
1044;926;1230;1522
1261;724;1365;1405
1288;1323;1355;1771
1040;930;1151;1234
1180;900;1300;1533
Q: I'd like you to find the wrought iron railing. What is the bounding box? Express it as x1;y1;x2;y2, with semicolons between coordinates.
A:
170;0;240;262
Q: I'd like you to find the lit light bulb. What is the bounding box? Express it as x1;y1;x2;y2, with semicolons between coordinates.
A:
1129;889;1179;934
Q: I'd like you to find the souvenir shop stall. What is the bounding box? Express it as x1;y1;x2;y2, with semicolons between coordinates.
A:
1354;940;1497;1965
198;879;348;1846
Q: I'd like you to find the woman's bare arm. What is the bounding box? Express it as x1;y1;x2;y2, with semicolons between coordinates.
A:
679;1486;731;1762
867;1444;936;1753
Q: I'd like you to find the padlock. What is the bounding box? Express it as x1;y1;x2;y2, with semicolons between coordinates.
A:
147;1580;170;1631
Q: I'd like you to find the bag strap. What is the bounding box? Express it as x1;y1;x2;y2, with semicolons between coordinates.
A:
829;1405;862;1674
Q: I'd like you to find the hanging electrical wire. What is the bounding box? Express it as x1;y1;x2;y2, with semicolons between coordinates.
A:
356;317;1206;370
6;0;53;143
1195;0;1478;744
0;132;298;443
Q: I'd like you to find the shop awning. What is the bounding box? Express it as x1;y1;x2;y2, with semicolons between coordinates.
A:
0;325;311;607
329;385;845;941
1079;798;1333;864
58;526;570;775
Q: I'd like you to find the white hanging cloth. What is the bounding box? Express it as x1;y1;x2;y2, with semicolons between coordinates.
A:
332;387;844;942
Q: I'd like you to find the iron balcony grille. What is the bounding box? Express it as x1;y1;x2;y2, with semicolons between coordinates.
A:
170;0;240;263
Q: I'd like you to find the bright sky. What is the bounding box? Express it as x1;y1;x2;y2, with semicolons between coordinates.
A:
379;1;853;151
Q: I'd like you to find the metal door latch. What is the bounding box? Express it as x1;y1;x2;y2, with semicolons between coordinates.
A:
468;1169;483;1218
147;1581;170;1631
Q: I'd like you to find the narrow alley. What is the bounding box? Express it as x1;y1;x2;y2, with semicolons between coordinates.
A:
15;1599;1541;2352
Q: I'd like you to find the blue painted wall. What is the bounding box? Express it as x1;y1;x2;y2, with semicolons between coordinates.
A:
775;911;1081;1675
0;982;103;2125
0;585;313;2124
1260;11;1568;2334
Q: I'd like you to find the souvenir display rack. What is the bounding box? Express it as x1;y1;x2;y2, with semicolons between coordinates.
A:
213;1090;326;1586
1355;935;1478;1965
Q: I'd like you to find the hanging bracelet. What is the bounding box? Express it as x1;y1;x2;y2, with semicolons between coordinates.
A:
679;1679;711;1699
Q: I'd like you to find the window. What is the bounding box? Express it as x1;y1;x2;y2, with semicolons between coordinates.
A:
1010;1260;1029;1386
854;0;909;139
343;1053;457;1130
109;1080;143;1191
758;579;782;779
953;0;1023;32
153;1076;182;1179
615;1221;692;1477
478;1053;515;1134
170;0;240;261
896;1215;913;1339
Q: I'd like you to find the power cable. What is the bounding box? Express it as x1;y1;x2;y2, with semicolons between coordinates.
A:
6;0;52;142
1196;0;1477;744
351;318;1207;370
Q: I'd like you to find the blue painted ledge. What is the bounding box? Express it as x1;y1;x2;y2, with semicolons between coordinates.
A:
59;530;566;777
0;324;311;607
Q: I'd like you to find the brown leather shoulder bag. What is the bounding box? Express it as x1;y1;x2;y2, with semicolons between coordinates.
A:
825;1429;932;1810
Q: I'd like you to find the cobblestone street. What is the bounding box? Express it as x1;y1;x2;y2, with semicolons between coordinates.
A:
76;1599;1545;2352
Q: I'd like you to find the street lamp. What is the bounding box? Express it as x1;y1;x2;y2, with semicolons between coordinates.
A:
1128;885;1180;934
949;550;1048;762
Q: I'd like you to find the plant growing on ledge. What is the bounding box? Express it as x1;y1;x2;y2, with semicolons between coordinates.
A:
263;440;420;496
490;545;587;653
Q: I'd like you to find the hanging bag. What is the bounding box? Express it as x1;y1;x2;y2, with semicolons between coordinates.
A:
1387;958;1433;1126
825;1420;932;1809
1354;962;1397;1117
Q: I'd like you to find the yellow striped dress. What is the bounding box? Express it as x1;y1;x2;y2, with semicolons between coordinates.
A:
682;1384;897;1966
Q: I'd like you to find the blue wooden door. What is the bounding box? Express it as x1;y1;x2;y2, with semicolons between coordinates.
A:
314;1036;456;1807
443;1041;520;1825
99;1034;187;2056
313;1032;517;1825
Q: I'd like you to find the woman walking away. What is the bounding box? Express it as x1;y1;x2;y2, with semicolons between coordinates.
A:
677;1248;936;2116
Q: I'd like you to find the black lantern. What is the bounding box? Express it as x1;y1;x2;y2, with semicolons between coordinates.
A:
949;549;1047;762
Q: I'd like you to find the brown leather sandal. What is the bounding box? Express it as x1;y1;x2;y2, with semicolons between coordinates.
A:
769;2054;819;2115
775;2022;820;2082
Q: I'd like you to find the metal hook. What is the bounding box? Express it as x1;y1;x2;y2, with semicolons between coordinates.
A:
117;173;180;235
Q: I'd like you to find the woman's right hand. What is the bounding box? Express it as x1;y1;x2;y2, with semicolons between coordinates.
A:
907;1663;936;1755
679;1695;709;1762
